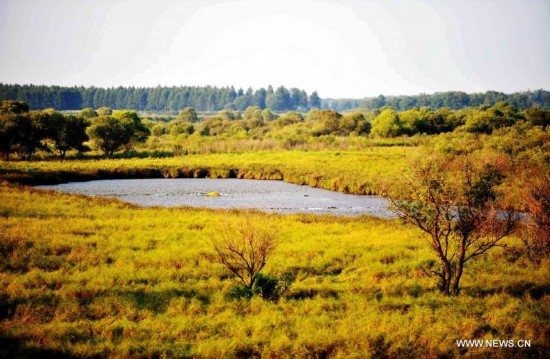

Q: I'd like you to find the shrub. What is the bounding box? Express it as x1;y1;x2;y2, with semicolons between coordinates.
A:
212;213;279;288
225;284;253;301
225;272;295;302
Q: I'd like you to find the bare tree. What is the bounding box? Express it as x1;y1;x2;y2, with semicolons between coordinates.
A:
385;152;518;295
212;213;279;289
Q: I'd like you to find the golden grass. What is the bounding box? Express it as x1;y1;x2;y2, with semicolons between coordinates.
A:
0;149;408;195
0;183;548;357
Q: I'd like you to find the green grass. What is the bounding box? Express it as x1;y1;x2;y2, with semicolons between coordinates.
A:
0;149;408;195
0;183;548;357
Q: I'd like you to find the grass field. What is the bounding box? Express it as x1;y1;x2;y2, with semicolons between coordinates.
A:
0;183;548;357
0;149;408;195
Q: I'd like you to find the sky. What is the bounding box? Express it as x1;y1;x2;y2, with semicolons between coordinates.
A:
0;0;548;98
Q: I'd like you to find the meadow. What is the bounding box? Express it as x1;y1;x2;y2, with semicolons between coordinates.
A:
0;183;548;358
1;101;548;357
0;148;408;195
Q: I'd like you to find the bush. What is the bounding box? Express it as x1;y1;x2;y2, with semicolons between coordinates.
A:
225;284;253;301
225;272;296;302
253;273;280;300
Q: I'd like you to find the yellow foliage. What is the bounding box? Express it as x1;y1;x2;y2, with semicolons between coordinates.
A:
0;183;548;357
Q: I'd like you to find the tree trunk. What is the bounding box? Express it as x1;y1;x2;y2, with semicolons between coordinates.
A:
438;259;453;295
452;260;464;296
452;238;467;295
246;270;256;289
443;260;452;295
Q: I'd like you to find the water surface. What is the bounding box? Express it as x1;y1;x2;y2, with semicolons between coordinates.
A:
38;178;393;217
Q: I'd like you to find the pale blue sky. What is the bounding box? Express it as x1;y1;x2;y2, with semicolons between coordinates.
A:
0;0;548;98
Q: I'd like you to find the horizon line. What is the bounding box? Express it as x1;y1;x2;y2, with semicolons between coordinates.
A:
1;82;548;100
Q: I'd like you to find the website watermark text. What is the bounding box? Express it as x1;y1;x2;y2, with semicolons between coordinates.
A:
456;339;531;348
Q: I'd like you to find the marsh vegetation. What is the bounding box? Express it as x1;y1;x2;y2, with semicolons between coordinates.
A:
0;184;548;357
0;98;548;357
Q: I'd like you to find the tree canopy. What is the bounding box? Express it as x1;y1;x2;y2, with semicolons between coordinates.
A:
87;111;150;155
0;84;320;113
386;151;518;295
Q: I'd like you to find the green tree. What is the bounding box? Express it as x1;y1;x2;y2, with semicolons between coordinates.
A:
273;111;303;128
463;103;522;134
86;112;149;156
96;106;112;116
170;121;194;136
371;108;404;137
400;108;425;135
177;107;199;122
151;123;167;136
43;110;89;159
0;114;24;161
299;90;309;109
309;91;321;109
372;94;386;108
79;108;98;119
308;109;342;136
0;100;29;114
0;101;30;160
199;117;227;136
87;116;129;156
0;102;48;160
265;86;275;110
224;103;237;111
243;106;262;120
524;106;550;128
266;86;291;112
252;88;267;109
240;87;254;110
218;110;237;121
111;110;150;151
261;109;277;121
290;88;302;110
16;111;49;160
340;112;370;135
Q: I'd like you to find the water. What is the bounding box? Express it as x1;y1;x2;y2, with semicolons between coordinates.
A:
37;178;393;217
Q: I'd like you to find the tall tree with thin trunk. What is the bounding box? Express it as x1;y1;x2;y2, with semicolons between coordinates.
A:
385;152;518;295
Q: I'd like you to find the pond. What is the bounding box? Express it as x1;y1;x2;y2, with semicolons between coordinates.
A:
37;178;394;217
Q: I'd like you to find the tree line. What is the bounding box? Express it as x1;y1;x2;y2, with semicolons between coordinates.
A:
2;99;549;160
1;83;548;114
369;102;549;137
0;84;321;113
323;89;550;111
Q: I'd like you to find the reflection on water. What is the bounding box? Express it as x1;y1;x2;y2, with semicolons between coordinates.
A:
38;178;394;217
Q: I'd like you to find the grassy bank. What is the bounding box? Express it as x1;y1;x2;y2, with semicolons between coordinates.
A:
0;183;548;357
0;149;408;195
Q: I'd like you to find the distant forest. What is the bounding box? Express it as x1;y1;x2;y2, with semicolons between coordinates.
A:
0;84;320;113
323;89;550;111
0;83;548;113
